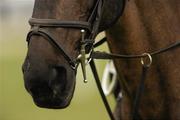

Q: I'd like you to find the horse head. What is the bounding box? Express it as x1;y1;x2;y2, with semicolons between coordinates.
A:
22;0;124;109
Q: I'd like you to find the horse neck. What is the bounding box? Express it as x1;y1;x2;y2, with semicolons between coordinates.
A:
106;0;180;119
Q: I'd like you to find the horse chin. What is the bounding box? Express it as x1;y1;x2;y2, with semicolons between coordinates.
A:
32;93;73;109
30;80;76;109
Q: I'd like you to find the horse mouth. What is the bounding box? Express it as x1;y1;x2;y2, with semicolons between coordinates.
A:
33;95;72;109
29;84;74;109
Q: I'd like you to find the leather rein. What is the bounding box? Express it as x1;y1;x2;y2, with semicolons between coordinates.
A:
26;0;180;119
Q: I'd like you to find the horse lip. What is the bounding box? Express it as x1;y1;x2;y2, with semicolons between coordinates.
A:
29;81;75;109
32;92;72;109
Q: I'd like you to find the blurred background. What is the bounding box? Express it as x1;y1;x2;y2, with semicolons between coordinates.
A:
0;0;115;120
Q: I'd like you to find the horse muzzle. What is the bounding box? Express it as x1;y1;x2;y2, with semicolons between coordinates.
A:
22;58;76;109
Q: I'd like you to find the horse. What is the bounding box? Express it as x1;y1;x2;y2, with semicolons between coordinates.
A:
106;1;180;119
22;0;180;120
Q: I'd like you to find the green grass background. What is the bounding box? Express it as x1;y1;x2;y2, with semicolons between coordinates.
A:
0;2;116;120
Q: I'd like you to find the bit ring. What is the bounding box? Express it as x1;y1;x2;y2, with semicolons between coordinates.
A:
141;53;152;67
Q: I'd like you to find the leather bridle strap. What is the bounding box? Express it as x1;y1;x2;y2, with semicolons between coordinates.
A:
132;66;148;120
91;41;180;59
27;27;83;69
29;18;92;32
90;60;116;120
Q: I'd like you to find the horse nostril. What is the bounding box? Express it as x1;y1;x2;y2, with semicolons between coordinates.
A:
50;66;67;91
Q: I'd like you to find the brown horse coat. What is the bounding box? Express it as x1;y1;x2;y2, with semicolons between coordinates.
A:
106;0;180;119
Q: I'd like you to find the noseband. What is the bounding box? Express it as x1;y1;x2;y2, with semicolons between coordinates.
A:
27;18;91;69
27;0;103;70
26;0;180;120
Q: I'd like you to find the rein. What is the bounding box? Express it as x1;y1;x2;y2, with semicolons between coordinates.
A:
26;0;180;119
90;38;180;120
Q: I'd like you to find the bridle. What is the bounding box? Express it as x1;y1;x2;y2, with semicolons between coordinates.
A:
26;0;180;120
27;0;103;69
